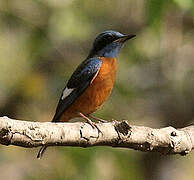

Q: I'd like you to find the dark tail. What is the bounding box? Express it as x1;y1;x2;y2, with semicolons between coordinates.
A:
37;145;48;159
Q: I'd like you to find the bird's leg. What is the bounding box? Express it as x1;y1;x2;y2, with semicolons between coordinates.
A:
78;112;102;134
88;114;107;123
79;112;95;128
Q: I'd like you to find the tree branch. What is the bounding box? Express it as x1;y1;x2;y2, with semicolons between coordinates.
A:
0;116;194;155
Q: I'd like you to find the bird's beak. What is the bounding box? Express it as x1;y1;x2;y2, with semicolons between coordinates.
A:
115;34;136;43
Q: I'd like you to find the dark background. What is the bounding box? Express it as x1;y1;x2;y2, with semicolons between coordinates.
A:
0;0;193;179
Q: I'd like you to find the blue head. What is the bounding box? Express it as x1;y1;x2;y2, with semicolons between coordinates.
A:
88;30;135;58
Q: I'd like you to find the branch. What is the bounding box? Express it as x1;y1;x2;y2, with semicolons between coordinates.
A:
0;116;194;155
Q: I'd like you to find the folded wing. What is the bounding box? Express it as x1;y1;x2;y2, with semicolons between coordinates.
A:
52;57;102;122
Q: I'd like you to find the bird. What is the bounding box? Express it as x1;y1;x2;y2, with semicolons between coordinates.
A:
37;30;135;159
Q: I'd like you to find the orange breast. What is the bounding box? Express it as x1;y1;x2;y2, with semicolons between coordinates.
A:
60;57;117;121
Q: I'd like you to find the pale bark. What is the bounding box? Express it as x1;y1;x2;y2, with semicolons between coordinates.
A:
0;116;194;155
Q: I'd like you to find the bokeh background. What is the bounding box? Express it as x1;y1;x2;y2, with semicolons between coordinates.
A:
0;0;194;179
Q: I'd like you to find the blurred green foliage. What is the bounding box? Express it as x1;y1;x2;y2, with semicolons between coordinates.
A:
0;0;194;179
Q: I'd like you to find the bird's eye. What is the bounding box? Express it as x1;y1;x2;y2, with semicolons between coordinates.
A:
102;35;113;43
106;35;113;40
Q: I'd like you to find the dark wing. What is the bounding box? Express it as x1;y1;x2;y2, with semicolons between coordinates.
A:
52;57;102;122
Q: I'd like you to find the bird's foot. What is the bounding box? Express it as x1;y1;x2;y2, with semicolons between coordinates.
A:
88;114;107;123
79;112;102;134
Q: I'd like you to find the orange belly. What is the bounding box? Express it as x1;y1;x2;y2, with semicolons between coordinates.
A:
60;57;117;121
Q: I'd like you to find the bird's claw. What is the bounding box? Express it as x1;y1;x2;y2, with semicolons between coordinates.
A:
86;119;102;135
79;112;103;135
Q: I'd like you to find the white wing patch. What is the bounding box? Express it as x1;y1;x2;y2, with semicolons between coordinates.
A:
61;88;74;100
